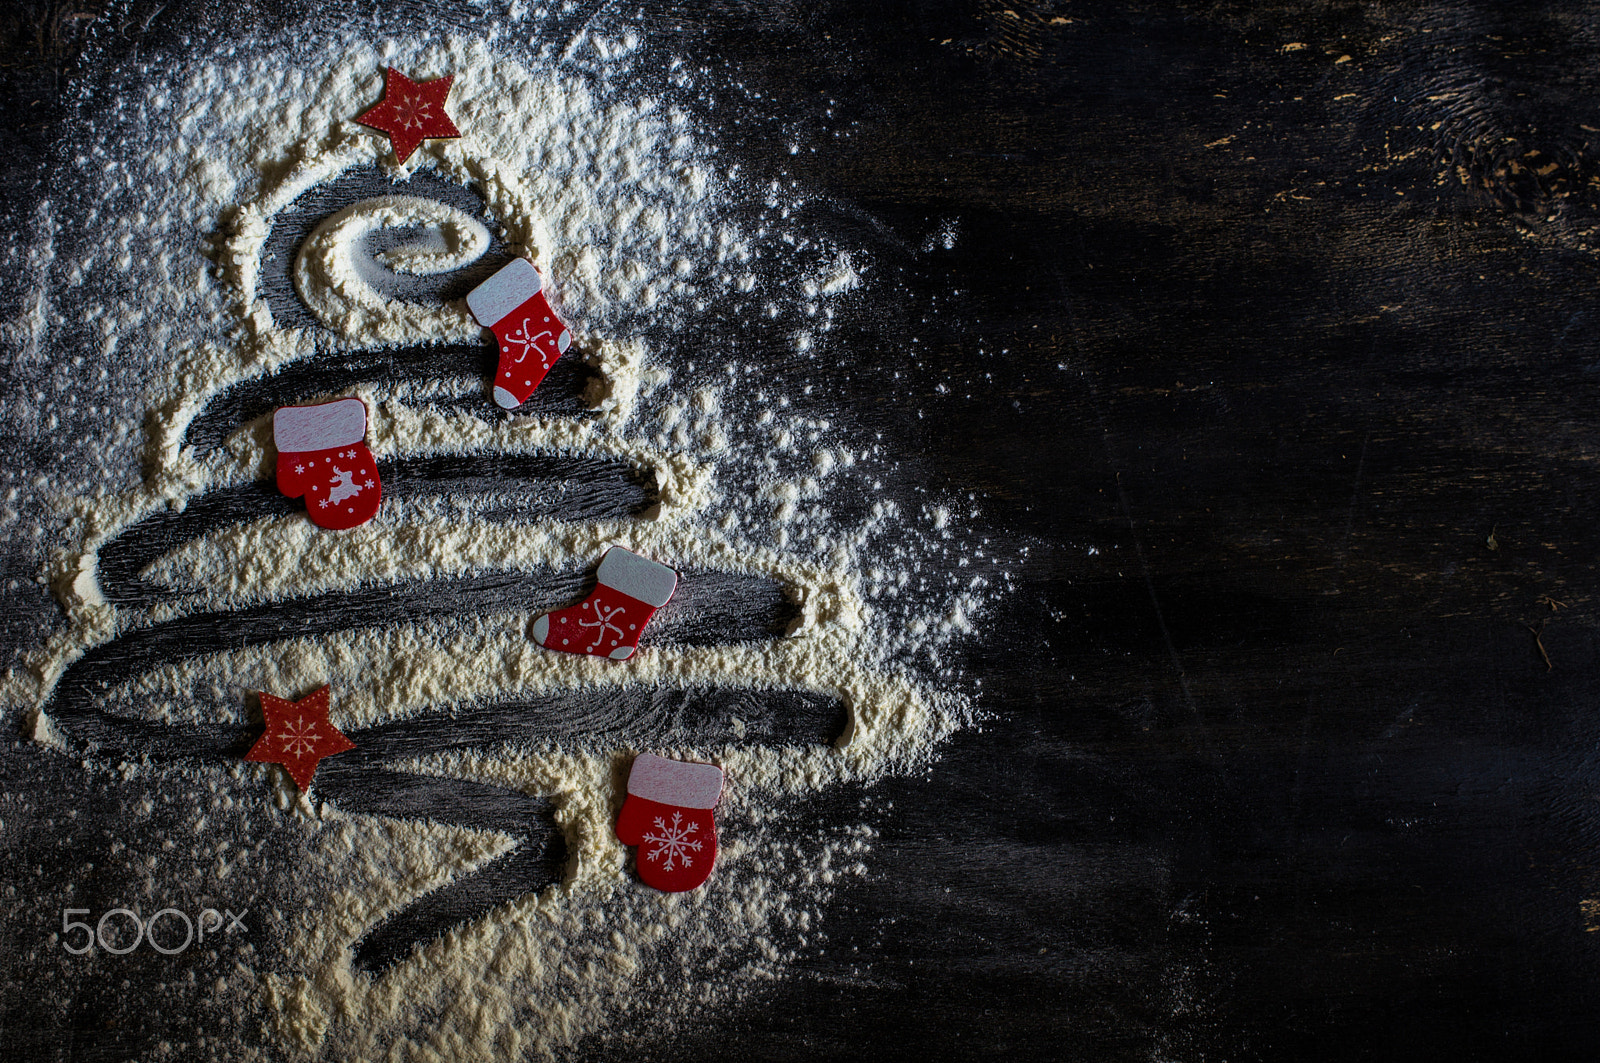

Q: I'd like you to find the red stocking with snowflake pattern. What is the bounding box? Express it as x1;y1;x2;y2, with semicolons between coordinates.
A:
466;257;572;409
615;753;724;892
273;399;382;530
531;546;677;661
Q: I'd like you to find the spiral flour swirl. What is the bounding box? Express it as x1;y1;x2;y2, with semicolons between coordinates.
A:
293;196;490;343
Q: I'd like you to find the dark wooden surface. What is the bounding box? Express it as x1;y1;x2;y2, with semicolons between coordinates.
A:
7;1;1600;1059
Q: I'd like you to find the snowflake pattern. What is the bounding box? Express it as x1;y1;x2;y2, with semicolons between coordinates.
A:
355;68;460;164
500;316;555;368
391;89;434;131
643;811;703;872
579;600;626;649
246;686;356;791
278;714;321;759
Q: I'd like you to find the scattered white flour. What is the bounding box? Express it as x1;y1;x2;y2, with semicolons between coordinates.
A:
0;6;1005;1060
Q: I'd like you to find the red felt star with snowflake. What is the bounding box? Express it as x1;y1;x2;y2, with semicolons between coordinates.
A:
244;685;356;791
355;67;461;164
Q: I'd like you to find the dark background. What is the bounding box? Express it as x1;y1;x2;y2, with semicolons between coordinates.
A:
7;1;1600;1059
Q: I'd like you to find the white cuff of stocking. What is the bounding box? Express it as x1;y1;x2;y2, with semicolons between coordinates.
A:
467;257;543;327
597;546;678;608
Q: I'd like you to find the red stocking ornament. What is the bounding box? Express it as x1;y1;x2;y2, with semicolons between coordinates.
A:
466;258;572;409
273;398;382;530
531;547;677;661
615;753;724;893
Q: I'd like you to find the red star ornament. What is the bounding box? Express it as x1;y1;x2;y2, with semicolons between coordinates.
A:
244;685;356;791
355;67;461;164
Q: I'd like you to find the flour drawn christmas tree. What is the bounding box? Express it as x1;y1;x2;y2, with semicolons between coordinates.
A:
24;51;968;1061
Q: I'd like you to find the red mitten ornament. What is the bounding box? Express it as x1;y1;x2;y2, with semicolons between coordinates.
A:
466;258;572;410
531;547;677;661
273;398;382;530
615;753;725;893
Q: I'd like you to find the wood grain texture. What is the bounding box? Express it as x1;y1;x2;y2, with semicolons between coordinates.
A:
7;0;1600;1059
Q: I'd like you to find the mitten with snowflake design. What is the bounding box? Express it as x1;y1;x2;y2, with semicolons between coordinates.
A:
531;546;677;661
616;753;724;893
273;399;382;530
466;257;572;410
